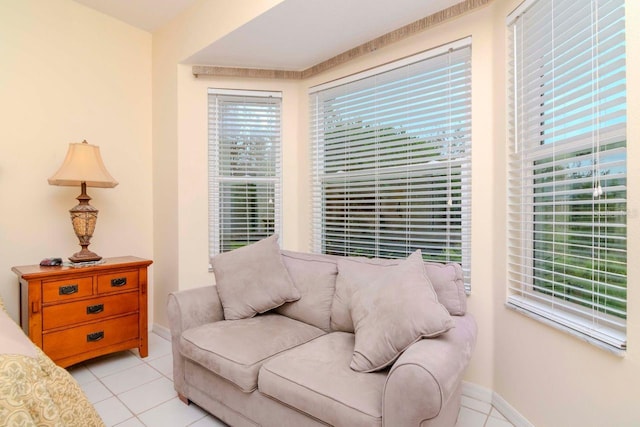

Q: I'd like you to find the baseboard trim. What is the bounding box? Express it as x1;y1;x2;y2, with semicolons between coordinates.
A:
461;381;493;402
462;382;534;427
152;323;171;341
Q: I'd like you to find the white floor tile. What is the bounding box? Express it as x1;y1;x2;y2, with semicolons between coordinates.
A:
94;396;135;427
189;415;228;427
462;395;493;414
101;363;162;395
148;353;173;378
143;333;172;361
118;376;177;414
455;407;488;427
80;379;114;404
485;416;515;427
67;365;97;385
130;333;171;362
114;417;145;427
138;397;207;427
86;351;144;378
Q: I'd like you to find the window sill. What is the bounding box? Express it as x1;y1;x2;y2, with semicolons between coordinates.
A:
505;301;626;357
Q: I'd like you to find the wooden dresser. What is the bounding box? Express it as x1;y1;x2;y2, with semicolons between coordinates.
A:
12;256;152;367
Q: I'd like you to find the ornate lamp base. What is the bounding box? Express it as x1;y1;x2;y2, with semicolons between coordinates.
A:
69;182;102;263
69;248;102;263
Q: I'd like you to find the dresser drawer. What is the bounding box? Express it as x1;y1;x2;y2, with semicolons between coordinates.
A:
42;276;93;303
43;313;139;361
42;292;139;330
97;270;139;294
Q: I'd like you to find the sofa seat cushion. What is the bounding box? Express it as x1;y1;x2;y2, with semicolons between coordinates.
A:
259;332;387;427
180;314;325;393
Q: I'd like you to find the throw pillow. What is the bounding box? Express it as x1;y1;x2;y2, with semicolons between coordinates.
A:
211;235;300;320
275;251;338;332
331;257;466;332
331;258;399;332
349;250;454;372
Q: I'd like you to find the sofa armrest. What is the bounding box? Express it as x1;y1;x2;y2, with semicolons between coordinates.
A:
167;285;224;338
167;285;224;398
383;314;477;427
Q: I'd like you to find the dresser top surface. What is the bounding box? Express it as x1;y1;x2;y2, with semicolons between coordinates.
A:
12;256;153;279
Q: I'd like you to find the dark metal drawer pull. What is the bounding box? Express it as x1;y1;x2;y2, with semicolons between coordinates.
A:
86;304;104;315
111;277;127;287
59;284;78;295
87;331;104;342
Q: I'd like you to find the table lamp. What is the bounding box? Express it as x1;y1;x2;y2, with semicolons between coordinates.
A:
48;140;118;262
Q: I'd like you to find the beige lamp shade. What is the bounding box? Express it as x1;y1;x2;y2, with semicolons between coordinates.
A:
49;140;117;263
48;140;118;188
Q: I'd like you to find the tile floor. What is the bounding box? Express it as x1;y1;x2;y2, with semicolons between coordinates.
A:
457;397;515;427
68;332;514;427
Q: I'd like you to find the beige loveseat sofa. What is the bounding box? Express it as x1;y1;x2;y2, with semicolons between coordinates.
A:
168;236;477;427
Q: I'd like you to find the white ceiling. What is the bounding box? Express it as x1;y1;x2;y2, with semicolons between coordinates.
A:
73;0;200;32
73;0;461;70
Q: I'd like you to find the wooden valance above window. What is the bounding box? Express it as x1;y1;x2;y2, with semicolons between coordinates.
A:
192;0;489;79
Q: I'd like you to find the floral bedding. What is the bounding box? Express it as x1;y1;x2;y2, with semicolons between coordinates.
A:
0;299;104;426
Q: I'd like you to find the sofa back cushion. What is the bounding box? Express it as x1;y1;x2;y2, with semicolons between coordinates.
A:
423;261;467;315
275;251;338;332
331;256;466;333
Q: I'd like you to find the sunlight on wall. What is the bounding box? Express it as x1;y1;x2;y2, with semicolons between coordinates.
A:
0;0;153;323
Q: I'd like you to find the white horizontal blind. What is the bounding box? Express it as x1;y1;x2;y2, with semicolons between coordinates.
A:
208;90;282;256
507;0;627;349
310;41;472;290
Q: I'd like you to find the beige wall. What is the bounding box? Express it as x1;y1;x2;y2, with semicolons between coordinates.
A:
151;0;286;327
0;0;153;322
175;65;305;290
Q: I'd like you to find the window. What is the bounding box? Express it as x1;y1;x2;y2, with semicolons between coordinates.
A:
310;39;472;289
507;0;627;350
208;89;282;257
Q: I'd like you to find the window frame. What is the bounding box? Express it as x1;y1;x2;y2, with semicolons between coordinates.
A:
207;88;283;260
506;0;627;352
309;38;472;290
